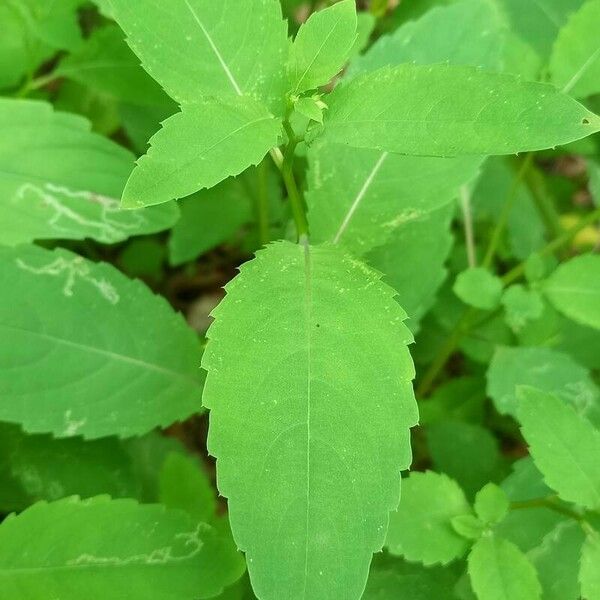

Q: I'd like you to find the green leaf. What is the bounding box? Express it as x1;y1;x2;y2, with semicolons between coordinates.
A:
543;254;600;331
55;24;174;107
497;0;585;60
550;0;600;97
468;535;542;600
487;346;600;426
0;423;139;505
427;420;504;499
121;96;281;208
386;471;472;566
363;554;459;600
474;484;509;526
108;0;288;112
452;514;486;541
202;241;418;599
0;496;244;599
348;0;506;78
454;268;503;310
516;386;600;510
580;530;600;599
306;140;478;256
159;452;217;524
367;204;454;332
168;178;252;266
528;520;585;600
0;244;204;439
501;285;544;333
293;96;325;124
0;99;178;245
290;0;357;93
324;64;600;157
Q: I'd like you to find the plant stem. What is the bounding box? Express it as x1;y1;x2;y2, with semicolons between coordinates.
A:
16;72;58;97
510;496;586;523
525;167;564;242
277;120;309;240
501;204;600;286
459;185;477;268
416;204;600;397
482;154;533;269
256;160;271;246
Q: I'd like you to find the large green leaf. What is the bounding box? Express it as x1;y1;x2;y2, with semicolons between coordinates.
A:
289;0;357;93
517;386;600;510
487;346;600;426
386;471;472;566
0;244;204;439
468;535;542;600
108;0;288;112
549;0;600;97
543;254;600;331
324;65;600;156
0;99;178;246
0;496;244;599
121;96;281;208
202;241;418;600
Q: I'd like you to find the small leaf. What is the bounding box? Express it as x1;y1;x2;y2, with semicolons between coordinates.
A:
290;0;357;93
453;268;503;310
108;0;288;112
580;530;600;599
324;64;600;157
516;386;600;510
386;471;472;566
529;521;585;600
468;534;542;600
543;254;600;331
159;453;217;524
474;483;509;525
452;515;486;541
0;244;204;439
0;99;178;246
363;555;459;600
202;241;418;600
501;285;544;333
168;177;253;266
294;96;325;124
367;204;454;332
487;346;600;425
427;420;504;500
549;0;600;97
0;496;244;599
121;96;281;208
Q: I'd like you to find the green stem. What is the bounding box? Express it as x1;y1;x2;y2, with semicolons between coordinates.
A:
525;167;564;242
416;204;600;397
482;154;533;269
256;160;270;246
501;204;600;286
276;120;309;240
16;72;58;97
510;497;586;523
